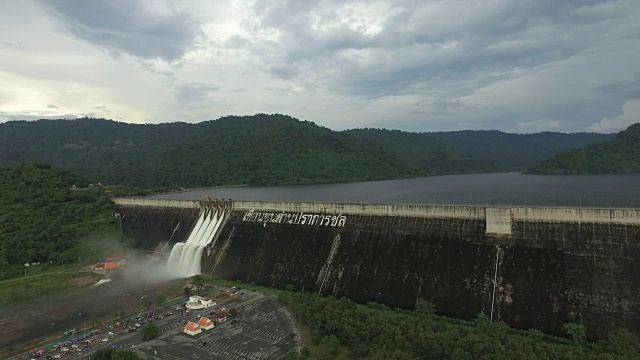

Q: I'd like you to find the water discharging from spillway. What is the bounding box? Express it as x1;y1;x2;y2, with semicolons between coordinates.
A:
167;207;226;277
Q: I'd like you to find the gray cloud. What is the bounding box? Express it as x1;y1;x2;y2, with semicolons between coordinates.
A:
176;82;220;104
243;0;632;99
598;75;640;100
2;0;639;133
413;98;469;116
225;0;639;132
36;0;201;62
0;41;24;50
92;105;110;112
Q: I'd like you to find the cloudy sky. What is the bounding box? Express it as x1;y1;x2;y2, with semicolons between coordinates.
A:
0;0;639;133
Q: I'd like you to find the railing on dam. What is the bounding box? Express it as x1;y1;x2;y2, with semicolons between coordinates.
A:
112;198;640;232
112;198;200;209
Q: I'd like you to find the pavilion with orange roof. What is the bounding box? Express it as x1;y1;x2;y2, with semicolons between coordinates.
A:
183;321;202;336
198;316;215;330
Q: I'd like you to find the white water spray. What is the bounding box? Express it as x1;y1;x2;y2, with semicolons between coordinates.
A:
166;207;226;277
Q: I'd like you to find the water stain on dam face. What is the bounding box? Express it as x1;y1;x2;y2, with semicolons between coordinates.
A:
206;213;495;320
116;200;640;339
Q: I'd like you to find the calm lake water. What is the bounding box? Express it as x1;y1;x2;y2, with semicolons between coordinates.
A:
153;172;640;208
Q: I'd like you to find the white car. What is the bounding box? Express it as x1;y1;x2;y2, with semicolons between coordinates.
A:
108;331;114;335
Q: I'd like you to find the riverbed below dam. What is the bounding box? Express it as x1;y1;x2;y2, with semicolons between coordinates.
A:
115;198;640;339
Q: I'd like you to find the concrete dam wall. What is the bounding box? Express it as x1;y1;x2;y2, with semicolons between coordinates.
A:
118;202;200;252
113;198;640;338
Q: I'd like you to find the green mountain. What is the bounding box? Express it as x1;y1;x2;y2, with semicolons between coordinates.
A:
526;123;640;174
345;129;494;175
430;130;614;170
0;163;119;268
0;114;415;187
0;114;616;187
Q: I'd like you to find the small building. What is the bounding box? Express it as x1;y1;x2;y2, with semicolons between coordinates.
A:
211;309;230;323
183;321;202;336
186;295;215;310
198;317;214;331
95;254;126;271
104;254;126;267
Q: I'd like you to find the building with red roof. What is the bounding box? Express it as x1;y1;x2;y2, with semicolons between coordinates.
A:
198;317;215;330
94;254;126;271
104;254;126;266
183;321;202;336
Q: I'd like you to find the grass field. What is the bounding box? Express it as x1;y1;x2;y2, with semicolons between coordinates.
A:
0;269;102;305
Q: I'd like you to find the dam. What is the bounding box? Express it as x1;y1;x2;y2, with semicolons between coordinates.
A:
114;197;640;339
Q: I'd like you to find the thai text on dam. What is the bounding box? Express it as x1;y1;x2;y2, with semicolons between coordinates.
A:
242;210;347;227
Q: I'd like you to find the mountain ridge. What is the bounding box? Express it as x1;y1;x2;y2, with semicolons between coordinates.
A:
0;114;616;187
525;123;640;174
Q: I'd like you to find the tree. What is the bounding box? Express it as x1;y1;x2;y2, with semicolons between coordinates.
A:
320;335;341;358
285;350;301;360
526;328;544;341
229;307;238;317
562;323;586;342
415;298;436;318
191;274;204;288
183;286;191;296
142;322;160;340
112;350;142;360
92;349;141;360
92;348;113;360
608;327;640;355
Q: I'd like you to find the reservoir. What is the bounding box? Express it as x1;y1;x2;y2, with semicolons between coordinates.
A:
153;172;640;208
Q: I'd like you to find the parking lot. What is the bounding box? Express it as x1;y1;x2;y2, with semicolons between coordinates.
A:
14;286;301;360
147;296;301;360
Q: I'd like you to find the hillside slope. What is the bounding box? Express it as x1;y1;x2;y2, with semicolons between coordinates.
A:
0;114;414;187
430;130;614;170
345;128;494;175
526;123;640;174
0;114;616;186
0;163;118;267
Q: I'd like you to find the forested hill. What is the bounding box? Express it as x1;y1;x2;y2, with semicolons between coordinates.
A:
345;129;495;175
526;123;640;174
429;130;614;170
0;115;615;187
0;163;116;267
0;115;415;187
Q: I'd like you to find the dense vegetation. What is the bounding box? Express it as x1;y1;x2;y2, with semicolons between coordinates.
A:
346;129;494;175
429;130;614;171
0;115;412;187
280;291;639;360
93;348;141;360
526;123;640;174
0;163;129;275
0;115;612;188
